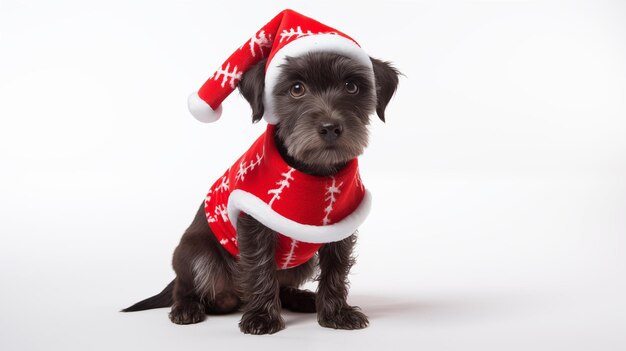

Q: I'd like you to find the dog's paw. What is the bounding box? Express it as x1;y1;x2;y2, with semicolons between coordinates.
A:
318;306;369;330
280;287;316;313
169;302;206;325
239;311;285;335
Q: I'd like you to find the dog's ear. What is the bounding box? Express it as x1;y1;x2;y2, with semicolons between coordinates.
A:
238;58;267;123
370;58;400;122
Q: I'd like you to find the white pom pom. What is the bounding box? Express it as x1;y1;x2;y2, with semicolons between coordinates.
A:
188;93;222;123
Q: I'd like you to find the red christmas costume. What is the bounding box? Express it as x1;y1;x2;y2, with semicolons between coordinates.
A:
189;10;376;269
204;124;371;269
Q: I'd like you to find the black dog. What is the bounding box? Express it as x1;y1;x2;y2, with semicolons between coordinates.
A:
123;52;399;335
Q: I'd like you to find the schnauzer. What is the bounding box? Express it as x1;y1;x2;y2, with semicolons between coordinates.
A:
123;52;399;335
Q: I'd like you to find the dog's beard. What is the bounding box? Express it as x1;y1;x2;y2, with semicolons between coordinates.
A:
283;121;369;169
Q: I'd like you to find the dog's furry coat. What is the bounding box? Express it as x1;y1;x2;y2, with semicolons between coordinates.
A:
123;52;399;334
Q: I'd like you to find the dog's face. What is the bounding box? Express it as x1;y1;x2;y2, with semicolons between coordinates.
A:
239;52;399;173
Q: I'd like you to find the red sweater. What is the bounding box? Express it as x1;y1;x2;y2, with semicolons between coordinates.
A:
204;124;371;269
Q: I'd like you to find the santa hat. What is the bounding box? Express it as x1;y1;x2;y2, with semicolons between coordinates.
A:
188;9;374;124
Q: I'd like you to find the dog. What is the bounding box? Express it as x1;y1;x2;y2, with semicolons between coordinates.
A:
122;52;399;334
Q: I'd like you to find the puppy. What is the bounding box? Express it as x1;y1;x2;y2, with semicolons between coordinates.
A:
123;52;399;335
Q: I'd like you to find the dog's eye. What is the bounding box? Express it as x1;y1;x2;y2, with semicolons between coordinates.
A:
344;81;359;94
290;82;306;98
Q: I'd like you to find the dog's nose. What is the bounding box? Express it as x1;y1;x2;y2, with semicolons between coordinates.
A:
319;123;343;142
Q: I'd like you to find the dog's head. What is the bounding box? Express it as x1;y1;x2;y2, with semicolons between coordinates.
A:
238;52;399;175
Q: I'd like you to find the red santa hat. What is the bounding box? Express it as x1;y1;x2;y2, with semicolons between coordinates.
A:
188;9;374;124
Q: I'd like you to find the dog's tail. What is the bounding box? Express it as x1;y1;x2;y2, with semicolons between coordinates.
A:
121;279;175;312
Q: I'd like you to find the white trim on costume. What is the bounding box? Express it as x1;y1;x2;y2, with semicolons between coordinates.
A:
227;189;372;243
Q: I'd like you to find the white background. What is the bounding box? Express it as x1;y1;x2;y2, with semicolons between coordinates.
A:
1;0;625;350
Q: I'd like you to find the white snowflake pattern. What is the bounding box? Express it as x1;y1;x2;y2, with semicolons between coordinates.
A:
267;167;295;207
214;204;229;222
205;192;217;223
219;238;229;245
279;26;313;43
235;148;264;184
239;30;273;57
322;177;343;225
210;62;243;89
214;175;230;193
279;27;338;43
281;239;299;269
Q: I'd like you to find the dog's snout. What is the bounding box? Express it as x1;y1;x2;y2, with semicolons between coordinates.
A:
319;123;343;142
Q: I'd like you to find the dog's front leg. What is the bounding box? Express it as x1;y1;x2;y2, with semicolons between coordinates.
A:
317;234;369;329
236;214;285;335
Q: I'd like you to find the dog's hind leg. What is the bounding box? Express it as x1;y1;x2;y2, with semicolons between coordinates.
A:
169;228;208;325
169;203;237;324
169;276;205;325
172;237;240;321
